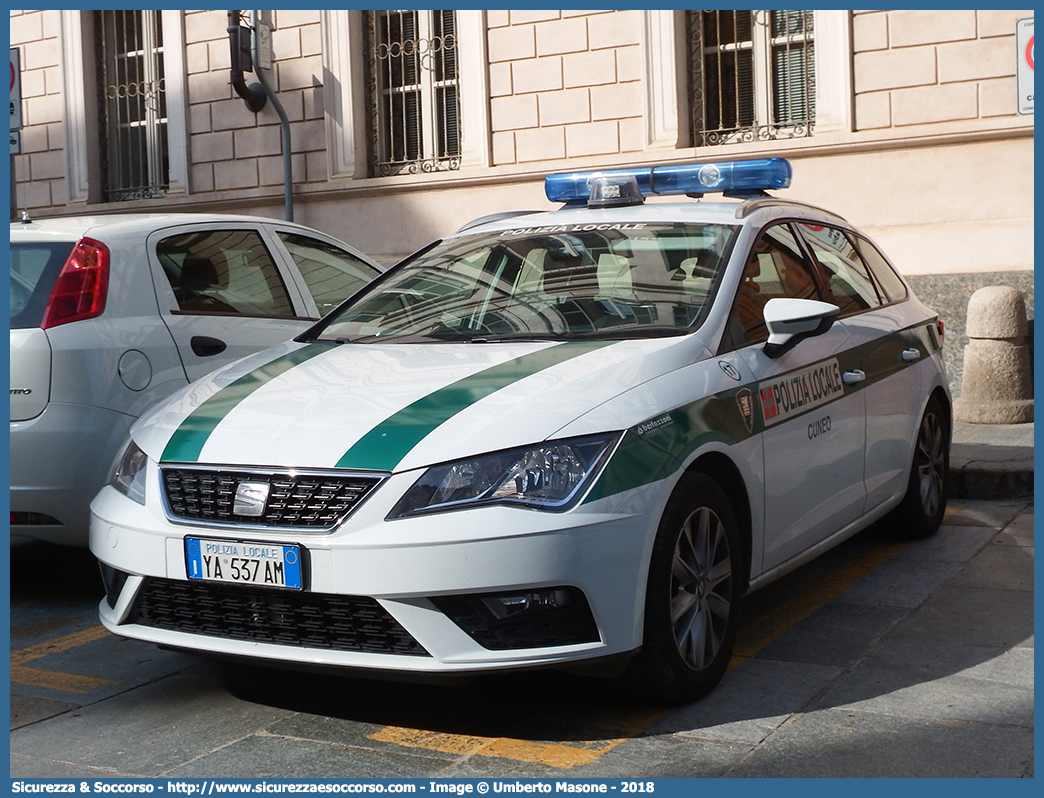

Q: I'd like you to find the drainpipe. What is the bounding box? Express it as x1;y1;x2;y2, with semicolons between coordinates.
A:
226;11;266;113
251;11;294;222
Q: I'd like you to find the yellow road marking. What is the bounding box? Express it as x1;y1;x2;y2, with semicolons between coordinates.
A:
11;625;111;666
479;739;606;769
10;665;117;694
11;625;117;694
369;726;496;756
370;706;668;769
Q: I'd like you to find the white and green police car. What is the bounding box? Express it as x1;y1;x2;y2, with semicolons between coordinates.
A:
90;158;950;703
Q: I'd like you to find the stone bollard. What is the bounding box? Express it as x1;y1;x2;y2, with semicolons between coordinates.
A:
953;286;1033;423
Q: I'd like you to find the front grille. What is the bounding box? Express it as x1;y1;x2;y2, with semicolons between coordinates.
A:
161;467;383;530
130;578;429;656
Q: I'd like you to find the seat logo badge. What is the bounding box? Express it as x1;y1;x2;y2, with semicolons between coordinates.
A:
719;361;741;381
736;389;754;433
234;481;270;517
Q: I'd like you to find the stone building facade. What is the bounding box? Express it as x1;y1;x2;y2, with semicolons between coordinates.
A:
9;9;1034;387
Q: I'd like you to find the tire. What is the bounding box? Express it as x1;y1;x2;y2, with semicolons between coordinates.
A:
887;395;950;539
627;472;744;704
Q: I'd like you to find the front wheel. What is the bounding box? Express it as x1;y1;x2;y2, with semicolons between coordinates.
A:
627;472;744;704
887;395;950;539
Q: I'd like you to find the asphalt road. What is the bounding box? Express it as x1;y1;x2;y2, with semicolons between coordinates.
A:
9;499;1033;779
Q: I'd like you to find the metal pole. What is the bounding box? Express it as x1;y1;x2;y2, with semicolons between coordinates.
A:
251;12;293;222
253;60;293;223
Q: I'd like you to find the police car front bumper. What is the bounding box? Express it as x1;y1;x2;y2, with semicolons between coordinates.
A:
89;472;662;675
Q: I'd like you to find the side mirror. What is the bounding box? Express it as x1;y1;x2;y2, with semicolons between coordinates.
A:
762;298;839;359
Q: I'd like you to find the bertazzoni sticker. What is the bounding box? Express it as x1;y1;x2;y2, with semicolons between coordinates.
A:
759;358;844;426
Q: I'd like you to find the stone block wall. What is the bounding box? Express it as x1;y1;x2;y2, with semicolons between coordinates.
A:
487;10;645;166
9;10;64;210
853;9;1031;129
10;9;1033;301
185;10;326;194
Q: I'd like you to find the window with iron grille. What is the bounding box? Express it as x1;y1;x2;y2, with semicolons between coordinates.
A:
95;10;169;201
366;10;461;176
690;10;815;146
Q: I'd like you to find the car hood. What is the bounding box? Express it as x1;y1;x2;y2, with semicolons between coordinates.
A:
133;336;710;474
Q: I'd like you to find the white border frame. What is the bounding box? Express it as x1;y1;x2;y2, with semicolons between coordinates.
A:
60;9;188;203
643;9;853;149
321;9;489;179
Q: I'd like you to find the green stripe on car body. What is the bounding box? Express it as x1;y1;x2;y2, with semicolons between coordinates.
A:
336;341;614;471
850;321;938;391
585;376;759;504
587;321;939;502
161;343;335;463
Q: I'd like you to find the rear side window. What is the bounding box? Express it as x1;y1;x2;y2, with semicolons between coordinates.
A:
278;232;380;316
156;229;295;317
10;243;75;329
797;224;882;317
853;235;909;303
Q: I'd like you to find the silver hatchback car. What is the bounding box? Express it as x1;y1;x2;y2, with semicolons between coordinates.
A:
10;213;382;546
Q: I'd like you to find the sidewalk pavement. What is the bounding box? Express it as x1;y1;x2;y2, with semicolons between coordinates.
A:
950;421;1033;501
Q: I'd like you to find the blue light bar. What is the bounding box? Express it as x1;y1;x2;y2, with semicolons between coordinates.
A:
544;158;792;204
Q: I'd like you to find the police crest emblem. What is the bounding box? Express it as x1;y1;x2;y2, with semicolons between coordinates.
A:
736;388;754;433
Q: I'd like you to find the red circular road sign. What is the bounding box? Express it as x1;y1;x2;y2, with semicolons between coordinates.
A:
1027;35;1034;71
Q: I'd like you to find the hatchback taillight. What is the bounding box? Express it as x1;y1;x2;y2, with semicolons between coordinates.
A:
40;237;110;329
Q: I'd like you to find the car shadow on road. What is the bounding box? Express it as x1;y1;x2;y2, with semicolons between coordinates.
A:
219;518;1034;744
9;540;106;645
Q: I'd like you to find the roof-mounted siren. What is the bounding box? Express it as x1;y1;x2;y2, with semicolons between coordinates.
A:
545;158;793;208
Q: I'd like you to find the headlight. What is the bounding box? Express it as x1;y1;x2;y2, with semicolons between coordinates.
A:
388;433;620;519
111;440;148;505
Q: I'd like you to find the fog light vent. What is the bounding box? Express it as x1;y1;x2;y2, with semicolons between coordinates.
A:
432;586;600;650
99;562;130;610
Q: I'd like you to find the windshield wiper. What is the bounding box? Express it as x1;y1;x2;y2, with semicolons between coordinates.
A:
561;326;690;341
326;333;442;345
467;332;573;343
469;327;690;343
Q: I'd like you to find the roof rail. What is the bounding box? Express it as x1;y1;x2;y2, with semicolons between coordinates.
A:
736;197;849;223
456;210;542;233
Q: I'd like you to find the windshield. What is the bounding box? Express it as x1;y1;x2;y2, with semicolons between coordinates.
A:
311;222;738;343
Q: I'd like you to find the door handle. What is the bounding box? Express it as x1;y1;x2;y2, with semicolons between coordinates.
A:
190;336;227;357
901;348;922;362
842;369;866;385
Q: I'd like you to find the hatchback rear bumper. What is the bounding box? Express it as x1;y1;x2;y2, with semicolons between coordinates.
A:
10;403;134;546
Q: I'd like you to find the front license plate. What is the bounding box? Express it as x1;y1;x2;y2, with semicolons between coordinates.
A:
185;538;303;590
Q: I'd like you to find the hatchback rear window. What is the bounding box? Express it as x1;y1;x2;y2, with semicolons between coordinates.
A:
10;243;75;329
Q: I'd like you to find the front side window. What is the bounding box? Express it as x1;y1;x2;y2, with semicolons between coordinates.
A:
689;10;815;146
278;233;382;316
727;223;820;347
310;223;738;343
95;10;169;201
157;230;294;318
366;10;461;177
